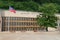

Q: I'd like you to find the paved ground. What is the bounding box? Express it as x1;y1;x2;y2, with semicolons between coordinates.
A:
0;31;60;40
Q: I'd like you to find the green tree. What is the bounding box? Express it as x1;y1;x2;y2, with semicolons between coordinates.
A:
0;0;60;12
0;1;39;11
14;1;39;11
33;0;60;4
37;3;58;31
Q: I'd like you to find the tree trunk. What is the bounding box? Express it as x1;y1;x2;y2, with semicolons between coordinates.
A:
46;27;48;32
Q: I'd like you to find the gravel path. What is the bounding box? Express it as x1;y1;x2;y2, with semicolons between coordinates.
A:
0;31;60;40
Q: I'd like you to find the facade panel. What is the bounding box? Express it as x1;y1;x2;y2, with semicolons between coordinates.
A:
2;17;42;31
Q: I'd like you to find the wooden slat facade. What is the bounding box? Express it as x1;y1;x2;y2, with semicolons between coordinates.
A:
2;17;45;31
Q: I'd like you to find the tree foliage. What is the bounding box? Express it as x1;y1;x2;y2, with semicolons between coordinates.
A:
34;0;60;4
0;0;60;12
0;1;39;11
37;3;58;31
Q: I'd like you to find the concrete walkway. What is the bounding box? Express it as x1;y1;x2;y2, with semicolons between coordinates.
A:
0;31;60;40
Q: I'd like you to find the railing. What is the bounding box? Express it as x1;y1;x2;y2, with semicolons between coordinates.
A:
4;20;37;22
4;25;40;27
